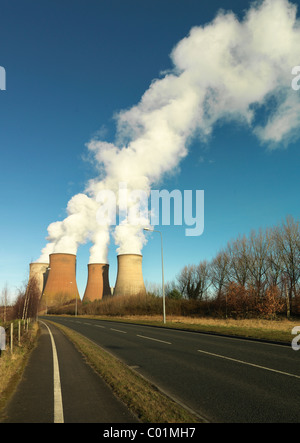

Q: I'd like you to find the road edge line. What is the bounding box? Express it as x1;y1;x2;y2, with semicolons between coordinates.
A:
40;321;64;423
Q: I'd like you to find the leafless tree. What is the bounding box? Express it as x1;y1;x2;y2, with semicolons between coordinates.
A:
272;215;300;314
247;228;270;300
13;278;40;320
0;284;9;322
210;250;230;300
196;261;212;300
227;235;250;287
174;216;299;318
265;227;283;288
177;261;211;300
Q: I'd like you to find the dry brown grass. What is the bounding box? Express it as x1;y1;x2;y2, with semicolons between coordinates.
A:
120;314;293;331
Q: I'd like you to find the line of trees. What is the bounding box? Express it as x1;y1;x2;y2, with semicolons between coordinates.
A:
167;216;300;319
1;215;299;321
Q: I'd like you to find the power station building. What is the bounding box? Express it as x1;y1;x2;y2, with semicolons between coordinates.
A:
28;262;49;297
113;253;146;297
40;253;80;308
82;263;111;302
34;251;146;310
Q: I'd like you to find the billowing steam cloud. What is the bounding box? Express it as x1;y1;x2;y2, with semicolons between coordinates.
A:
38;0;300;264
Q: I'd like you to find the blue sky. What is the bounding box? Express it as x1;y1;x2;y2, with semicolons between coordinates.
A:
0;0;299;300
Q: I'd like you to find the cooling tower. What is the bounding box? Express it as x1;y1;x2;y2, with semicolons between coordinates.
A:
29;262;49;297
113;254;146;297
82;263;111;302
41;253;80;307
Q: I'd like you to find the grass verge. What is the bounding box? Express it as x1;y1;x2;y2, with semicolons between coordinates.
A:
47;320;202;423
0;322;39;417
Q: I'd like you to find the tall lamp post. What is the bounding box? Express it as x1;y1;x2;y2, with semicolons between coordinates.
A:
144;228;166;324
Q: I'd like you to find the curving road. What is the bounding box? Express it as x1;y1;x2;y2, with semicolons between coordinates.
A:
42;316;300;423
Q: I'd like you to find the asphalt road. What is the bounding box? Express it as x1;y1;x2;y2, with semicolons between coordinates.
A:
41;316;300;423
1;321;138;423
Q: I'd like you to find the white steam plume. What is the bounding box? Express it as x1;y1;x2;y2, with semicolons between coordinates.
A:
38;0;300;264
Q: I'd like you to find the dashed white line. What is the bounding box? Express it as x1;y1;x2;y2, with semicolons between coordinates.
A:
197;349;300;379
94;324;105;328
110;328;127;334
137;334;171;345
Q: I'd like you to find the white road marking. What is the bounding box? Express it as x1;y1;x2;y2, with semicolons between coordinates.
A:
110;328;127;334
94;324;105;328
41;321;64;423
137;334;171;345
197;349;300;379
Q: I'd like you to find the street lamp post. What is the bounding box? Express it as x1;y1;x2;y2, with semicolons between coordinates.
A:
144;228;166;324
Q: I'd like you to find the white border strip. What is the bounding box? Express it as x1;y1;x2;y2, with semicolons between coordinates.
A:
41;321;64;423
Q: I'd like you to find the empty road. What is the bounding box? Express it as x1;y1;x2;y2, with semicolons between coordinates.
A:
43;316;300;423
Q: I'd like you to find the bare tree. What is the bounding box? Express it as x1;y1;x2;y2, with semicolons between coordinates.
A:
227;235;250;287
177;261;211;300
0;284;9;322
176;265;187;296
14;278;41;321
196;261;212;300
247;228;270;300
265;227;283;288
211;250;230;300
272;216;300;314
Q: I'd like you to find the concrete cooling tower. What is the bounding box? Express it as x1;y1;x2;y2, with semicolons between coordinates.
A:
113;254;146;297
82;263;111;302
29;262;49;297
41;253;80;308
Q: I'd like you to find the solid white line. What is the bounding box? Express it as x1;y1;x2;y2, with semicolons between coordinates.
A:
110;328;127;334
137;334;171;345
41;321;64;423
197;349;300;380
